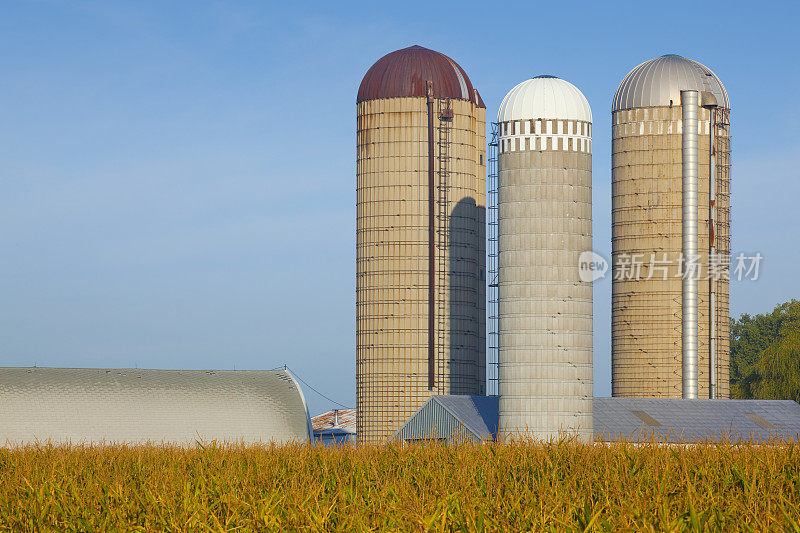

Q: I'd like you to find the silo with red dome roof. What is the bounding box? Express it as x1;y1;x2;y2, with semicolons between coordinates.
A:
356;45;486;443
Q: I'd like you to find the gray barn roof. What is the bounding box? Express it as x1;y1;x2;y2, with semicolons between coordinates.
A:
394;396;498;442
0;367;312;446
394;396;800;444
594;398;800;443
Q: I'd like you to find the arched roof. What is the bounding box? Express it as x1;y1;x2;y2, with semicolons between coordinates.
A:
0;367;312;445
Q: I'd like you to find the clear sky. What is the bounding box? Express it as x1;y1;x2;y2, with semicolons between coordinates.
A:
1;1;798;415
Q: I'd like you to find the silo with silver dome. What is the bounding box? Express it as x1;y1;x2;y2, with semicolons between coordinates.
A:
611;54;731;399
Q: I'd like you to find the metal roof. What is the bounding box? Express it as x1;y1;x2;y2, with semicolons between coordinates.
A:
393;396;498;442
311;408;356;433
498;76;592;123
613;54;729;111
0;367;312;446
395;396;800;443
357;45;485;107
435;395;498;437
594;398;800;443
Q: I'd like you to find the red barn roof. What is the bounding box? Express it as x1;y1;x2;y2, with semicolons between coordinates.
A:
357;45;485;107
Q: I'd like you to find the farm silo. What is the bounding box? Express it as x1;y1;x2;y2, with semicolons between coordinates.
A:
356;45;487;444
612;55;731;399
496;76;593;441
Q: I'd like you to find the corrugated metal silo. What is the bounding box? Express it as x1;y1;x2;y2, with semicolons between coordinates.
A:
611;55;731;399
356;45;487;444
497;76;593;441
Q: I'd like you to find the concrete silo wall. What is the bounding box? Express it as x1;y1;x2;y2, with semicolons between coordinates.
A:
497;118;593;440
611;106;731;398
356;97;486;444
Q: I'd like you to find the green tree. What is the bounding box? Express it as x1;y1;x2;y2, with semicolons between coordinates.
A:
730;299;800;401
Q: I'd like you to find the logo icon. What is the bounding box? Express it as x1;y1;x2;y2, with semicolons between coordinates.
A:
578;251;608;283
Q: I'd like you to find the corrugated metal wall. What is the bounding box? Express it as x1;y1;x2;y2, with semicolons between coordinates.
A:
0;368;312;445
393;398;478;442
356;97;486;444
611;106;731;398
398;394;465;441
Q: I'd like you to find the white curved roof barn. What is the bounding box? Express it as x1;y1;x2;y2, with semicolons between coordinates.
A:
613;54;729;111
498;75;592;123
0;367;312;446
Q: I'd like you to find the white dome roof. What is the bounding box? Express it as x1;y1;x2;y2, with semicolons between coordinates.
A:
497;75;592;123
613;54;729;111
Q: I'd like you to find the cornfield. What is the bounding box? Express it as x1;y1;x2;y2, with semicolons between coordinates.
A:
1;439;798;531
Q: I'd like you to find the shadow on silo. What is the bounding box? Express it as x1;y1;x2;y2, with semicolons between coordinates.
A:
447;196;485;395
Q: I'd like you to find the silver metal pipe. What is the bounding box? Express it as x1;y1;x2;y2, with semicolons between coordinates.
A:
709;106;717;399
681;90;699;399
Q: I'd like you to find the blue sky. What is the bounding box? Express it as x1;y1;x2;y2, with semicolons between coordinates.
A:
1;1;798;415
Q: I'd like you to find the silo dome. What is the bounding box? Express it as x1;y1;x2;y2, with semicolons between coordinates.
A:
613;54;729;111
498;75;592;123
357;45;485;107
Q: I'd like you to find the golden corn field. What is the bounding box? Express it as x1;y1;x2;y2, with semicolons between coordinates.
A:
1;439;799;532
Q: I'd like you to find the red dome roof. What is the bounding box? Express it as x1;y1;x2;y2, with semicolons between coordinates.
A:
357;45;485;107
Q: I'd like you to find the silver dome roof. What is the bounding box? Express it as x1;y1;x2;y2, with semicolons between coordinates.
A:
613;55;729;111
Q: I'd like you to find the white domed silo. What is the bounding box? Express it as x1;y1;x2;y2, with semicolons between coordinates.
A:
611;55;731;399
497;76;593;441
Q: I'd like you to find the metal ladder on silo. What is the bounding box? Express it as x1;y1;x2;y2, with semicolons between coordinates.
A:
435;98;453;394
487;122;500;396
715;109;731;261
711;107;731;396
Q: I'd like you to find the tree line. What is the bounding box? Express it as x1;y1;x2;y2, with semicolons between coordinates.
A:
730;299;800;402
